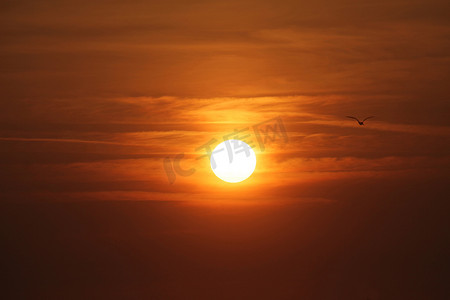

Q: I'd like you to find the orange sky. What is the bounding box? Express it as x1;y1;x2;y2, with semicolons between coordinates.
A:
1;1;450;298
1;0;450;204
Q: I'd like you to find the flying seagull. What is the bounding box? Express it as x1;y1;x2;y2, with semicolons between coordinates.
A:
346;116;374;125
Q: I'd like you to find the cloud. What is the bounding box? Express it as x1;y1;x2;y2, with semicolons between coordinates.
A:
1;0;449;203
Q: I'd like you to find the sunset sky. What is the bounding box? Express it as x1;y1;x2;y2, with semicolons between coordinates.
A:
1;0;449;299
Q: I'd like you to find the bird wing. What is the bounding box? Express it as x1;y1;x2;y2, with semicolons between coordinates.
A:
346;116;360;122
362;116;375;122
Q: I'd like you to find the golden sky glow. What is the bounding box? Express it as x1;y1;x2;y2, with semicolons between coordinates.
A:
0;1;449;203
2;1;450;299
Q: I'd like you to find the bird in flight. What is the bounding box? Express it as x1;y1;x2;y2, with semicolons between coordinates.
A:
346;116;374;125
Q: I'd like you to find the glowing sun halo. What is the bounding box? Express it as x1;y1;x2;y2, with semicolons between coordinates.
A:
210;140;256;183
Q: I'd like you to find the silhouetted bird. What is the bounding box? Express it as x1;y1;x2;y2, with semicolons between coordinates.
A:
346;116;374;125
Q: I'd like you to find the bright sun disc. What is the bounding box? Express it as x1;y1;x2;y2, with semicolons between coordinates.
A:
210;140;256;183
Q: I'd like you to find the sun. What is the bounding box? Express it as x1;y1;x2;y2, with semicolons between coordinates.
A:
210;140;256;183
